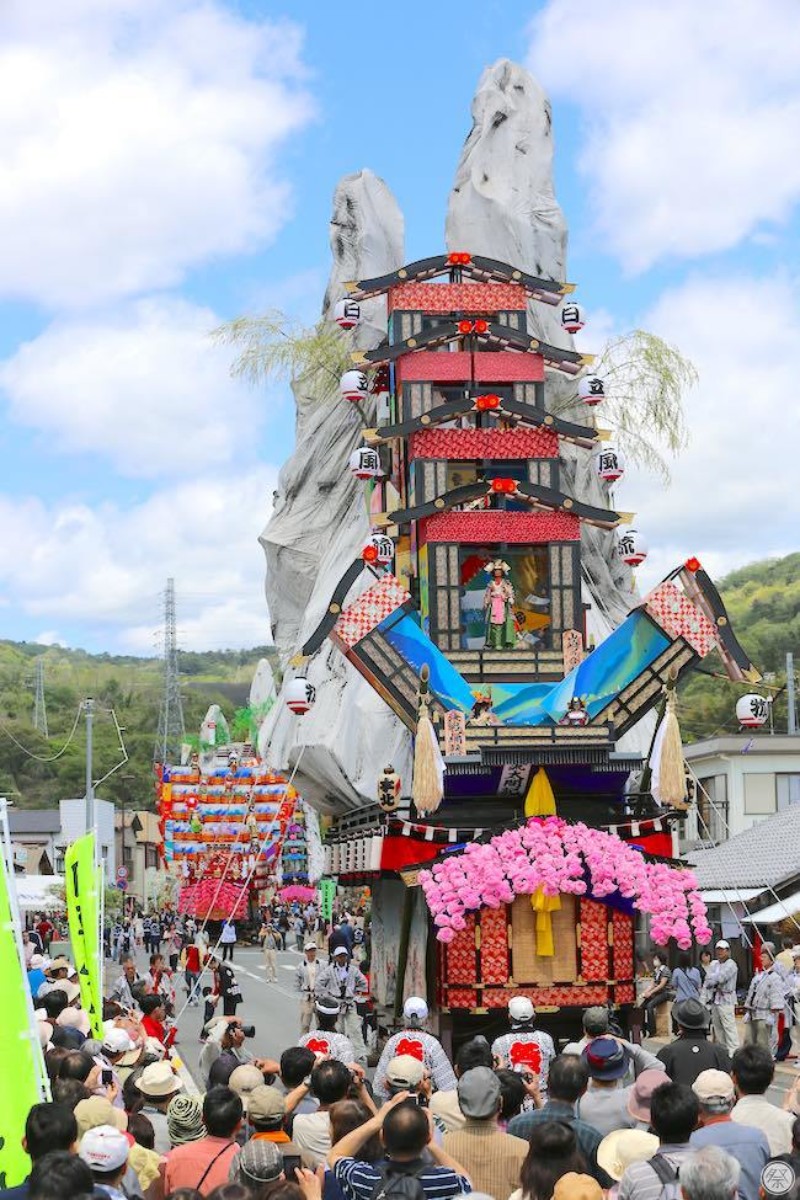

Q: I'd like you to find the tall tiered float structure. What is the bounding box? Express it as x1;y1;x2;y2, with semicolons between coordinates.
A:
293;251;759;1040
256;61;760;1041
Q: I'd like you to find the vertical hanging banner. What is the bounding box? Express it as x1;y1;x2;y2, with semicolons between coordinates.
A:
0;838;49;1186
320;878;337;922
65;833;104;1040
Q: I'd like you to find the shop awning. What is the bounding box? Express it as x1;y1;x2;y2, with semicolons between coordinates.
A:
742;890;800;924
13;874;65;910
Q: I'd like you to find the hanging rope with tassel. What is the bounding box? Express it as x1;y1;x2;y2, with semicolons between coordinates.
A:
651;676;689;810
412;665;444;814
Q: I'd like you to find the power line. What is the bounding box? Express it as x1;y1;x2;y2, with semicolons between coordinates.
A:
0;704;83;762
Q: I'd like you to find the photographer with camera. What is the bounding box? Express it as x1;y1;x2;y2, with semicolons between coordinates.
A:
199;1015;280;1089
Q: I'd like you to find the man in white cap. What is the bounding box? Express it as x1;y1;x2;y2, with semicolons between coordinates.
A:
295;942;321;1034
492;996;556;1101
314;946;368;1064
97;1026;138;1108
373;996;457;1104
701;941;740;1055
78;1124;131;1200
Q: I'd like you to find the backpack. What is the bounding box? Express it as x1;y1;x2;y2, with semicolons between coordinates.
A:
648;1153;682;1200
369;1161;427;1200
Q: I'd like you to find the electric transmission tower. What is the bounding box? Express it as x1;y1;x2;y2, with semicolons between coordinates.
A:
33;658;48;738
154;578;186;764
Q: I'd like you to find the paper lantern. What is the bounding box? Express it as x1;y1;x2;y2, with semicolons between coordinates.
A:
363;534;394;565
340;370;368;402
285;677;316;715
578;375;605;406
561;302;585;334
349;445;385;480
736;693;769;728
334;299;360;330
596;445;625;483
617;529;648;567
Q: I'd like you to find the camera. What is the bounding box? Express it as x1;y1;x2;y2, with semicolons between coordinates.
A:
235;1023;256;1037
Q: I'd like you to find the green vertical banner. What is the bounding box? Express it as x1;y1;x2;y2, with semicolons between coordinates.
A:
320;878;336;922
65;833;103;1040
0;846;48;1187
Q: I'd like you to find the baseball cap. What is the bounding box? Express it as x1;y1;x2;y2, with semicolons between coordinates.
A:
79;1124;130;1173
57;1007;91;1036
102;1027;136;1055
583;1037;630;1081
75;1098;127;1139
229;1064;267;1110
693;1069;735;1104
552;1174;604;1200
626;1070;671;1123
457;1067;501;1119
597;1130;659;1183
237;1138;283;1185
403;996;429;1023
29;954;45;969
247;1085;286;1123
304;941;318;951
332;946;348;957
715;939;730;949
386;1055;426;1089
509;996;535;1022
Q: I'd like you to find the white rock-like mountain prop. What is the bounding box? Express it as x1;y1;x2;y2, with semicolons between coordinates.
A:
249;657;277;710
259;61;647;807
258;170;412;811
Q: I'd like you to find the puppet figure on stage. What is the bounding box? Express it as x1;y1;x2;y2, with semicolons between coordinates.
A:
483;560;516;649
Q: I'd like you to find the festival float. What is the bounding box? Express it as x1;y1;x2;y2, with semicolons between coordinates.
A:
156;694;321;923
258;61;760;1038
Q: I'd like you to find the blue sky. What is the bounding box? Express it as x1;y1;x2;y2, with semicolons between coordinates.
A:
0;0;797;653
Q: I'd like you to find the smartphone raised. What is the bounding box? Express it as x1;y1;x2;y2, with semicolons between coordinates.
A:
282;1154;302;1178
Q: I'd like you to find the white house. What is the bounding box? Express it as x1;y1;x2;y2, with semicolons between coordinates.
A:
682;734;800;847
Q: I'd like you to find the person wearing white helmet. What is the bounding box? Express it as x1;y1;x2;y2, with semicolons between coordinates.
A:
372;996;457;1104
492;996;556;1101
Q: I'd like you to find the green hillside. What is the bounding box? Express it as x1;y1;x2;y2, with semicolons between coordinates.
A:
679;552;800;742
0;641;278;811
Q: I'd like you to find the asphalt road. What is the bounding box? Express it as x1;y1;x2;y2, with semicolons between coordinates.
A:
115;943;312;1088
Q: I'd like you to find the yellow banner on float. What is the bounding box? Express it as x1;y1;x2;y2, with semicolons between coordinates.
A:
65;833;103;1040
0;846;48;1187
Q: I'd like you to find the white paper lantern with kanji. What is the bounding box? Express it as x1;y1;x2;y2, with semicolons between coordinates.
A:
561;302;585;334
736;693;769;728
596;445;626;482
363;534;394;565
349;446;385;480
617;529;648;567
340;370;368;402
285;677;316;715
578;375;606;406
334;299;361;330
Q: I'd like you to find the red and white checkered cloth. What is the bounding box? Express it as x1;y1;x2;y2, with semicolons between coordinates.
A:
645;581;717;656
334;574;411;649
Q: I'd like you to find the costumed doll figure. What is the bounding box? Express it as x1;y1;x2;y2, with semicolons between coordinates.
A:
483;560;516;649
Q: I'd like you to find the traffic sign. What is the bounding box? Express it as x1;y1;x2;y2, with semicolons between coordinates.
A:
115;880;128;891
117;866;128;879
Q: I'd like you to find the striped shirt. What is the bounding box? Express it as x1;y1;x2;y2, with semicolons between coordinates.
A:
333;1156;471;1200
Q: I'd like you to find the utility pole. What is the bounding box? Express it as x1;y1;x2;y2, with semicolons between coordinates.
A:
33;658;48;738
84;698;94;836
154;578;186;765
788;651;798;735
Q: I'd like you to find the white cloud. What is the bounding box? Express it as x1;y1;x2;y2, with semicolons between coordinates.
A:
0;296;279;477
615;273;800;590
0;467;277;651
0;0;314;308
527;0;800;270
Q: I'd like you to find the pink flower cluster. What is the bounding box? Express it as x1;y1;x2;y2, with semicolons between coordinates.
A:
418;817;712;949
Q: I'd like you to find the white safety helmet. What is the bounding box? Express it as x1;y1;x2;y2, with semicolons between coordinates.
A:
509;996;535;1023
403;996;429;1023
